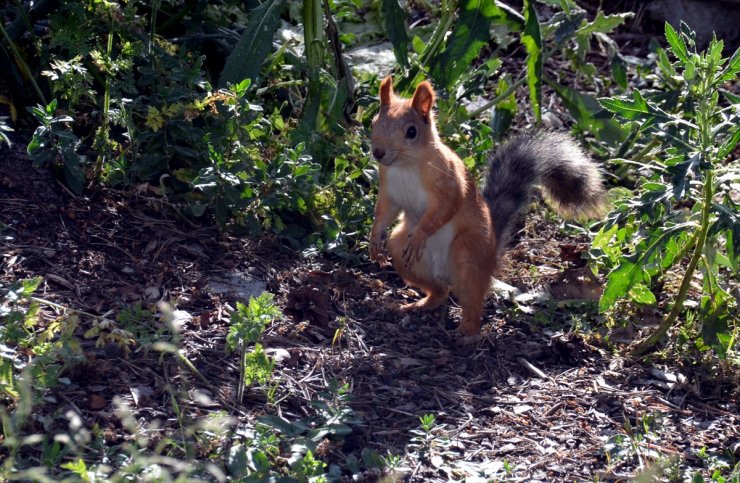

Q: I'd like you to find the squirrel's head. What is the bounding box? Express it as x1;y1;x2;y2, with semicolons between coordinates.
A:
370;76;438;166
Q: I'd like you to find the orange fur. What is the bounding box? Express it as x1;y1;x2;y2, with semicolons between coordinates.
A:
369;76;497;335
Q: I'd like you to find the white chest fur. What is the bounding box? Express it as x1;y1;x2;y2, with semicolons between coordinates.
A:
385;165;428;223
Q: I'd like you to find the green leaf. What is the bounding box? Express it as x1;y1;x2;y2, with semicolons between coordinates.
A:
259;414;308;437
548;80;628;145
717;47;740;83
521;0;542;122
628;283;657;306
21;277;43;295
611;55;627;90
428;0;501;89
666;153;701;199
576;10;630;37
411;35;425;55
490;77;516;140
727;228;738;272
62;149;84;195
226;444;249;477
664;22;689;64
720;88;740;104
599;259;643;311
599;90;676;131
381;0;410;68
219;0;285;88
718;126;740;159
60;459;89;481
551;11;586;46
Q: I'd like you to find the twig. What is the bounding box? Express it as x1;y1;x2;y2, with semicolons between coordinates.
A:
517;357;550;380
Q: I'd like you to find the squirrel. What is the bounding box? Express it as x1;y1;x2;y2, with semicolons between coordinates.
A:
368;76;607;335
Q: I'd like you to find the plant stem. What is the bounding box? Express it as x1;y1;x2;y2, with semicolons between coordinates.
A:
95;25;114;178
236;345;246;404
631;71;716;356
30;296;111;321
0;21;47;105
631;169;713;356
466;75;527;119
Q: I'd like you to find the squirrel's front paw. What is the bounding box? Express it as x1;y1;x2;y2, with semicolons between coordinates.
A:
369;232;389;265
402;230;426;265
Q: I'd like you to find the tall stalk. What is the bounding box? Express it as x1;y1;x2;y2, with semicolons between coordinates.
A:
301;0;323;132
631;54;718;356
632;170;713;356
94;23;114;179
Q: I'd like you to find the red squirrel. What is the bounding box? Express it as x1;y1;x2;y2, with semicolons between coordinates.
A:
369;76;606;335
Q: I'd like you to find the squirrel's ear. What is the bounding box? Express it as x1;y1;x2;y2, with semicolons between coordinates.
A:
379;76;394;106
411;81;435;122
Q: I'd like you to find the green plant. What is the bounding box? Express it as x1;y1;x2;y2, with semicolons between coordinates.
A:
0;116;12;146
226;380;364;481
27;99;85;193
593;22;740;356
1;278;43;399
603;413;666;470
1;278;84;401
407;413;456;468
227;292;282;403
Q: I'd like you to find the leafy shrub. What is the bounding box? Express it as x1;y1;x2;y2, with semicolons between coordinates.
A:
0;277;83;400
593;23;739;356
27;100;84;193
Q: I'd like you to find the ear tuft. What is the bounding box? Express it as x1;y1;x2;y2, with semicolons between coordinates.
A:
379;76;394;106
411;81;435;122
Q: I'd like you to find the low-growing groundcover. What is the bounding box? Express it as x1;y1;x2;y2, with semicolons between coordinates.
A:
2;0;739;481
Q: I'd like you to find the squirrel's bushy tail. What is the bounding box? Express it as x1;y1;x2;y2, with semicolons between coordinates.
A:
482;130;606;258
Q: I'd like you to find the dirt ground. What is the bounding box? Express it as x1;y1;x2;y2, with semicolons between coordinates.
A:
1;130;738;482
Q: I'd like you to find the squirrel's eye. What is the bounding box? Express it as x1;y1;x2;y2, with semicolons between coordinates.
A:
405;126;417;139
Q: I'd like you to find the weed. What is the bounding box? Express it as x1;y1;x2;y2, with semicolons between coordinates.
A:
27;100;85;194
227;292;282;403
594;22;740;356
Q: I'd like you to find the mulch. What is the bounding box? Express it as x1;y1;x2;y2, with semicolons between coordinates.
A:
1;135;738;481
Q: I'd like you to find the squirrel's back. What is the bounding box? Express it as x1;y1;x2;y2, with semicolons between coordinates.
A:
482;130;606;258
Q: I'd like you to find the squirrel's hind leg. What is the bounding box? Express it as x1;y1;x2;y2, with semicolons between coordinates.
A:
387;223;449;312
450;231;497;335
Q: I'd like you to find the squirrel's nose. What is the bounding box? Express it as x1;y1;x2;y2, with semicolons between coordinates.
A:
372;148;385;160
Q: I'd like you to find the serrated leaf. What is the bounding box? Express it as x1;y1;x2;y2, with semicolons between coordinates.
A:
219;0;285;88
551;10;586;46
381;0;409;68
599;90;677;131
21;277;43;295
548;80;628;145
717;48;740;83
666;153;701;199
428;0;501;89
522;0;542;122
628;283;657;305
708;38;724;68
611;55;627;90
664;22;689;64
576;10;630;37
599;259;643;311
